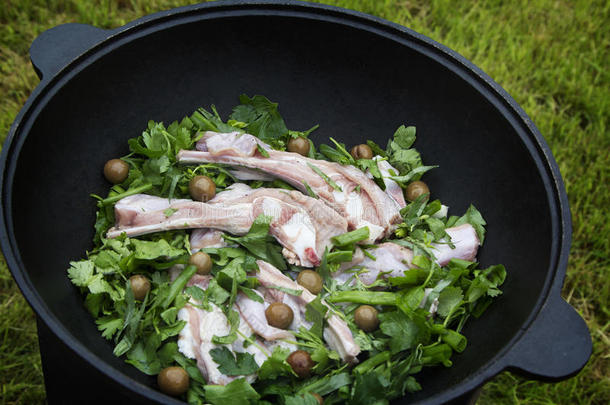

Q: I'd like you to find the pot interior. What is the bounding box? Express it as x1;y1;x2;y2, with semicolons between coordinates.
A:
9;12;553;402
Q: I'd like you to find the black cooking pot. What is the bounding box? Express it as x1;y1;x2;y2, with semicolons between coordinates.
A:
0;1;591;404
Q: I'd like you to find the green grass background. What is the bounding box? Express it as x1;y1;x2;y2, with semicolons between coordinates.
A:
0;0;608;403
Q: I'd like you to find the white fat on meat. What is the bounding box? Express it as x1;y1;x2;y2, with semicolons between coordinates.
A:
179;304;239;385
333;224;480;285
199;131;270;156
257;198;317;266
190;228;228;251
177;131;402;242
332;189;386;243
233;312;272;368
431;224;479;266
189;183;256;249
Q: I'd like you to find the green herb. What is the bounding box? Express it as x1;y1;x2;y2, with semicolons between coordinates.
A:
305;296;328;338
204;378;260;405
163;265;197;308
238;286;265;303
306;162;343;192
257;143;270;157
266;285;303;296
257;346;296;380
454;204;487;244
378;310;426;354
327;291;397;306
210;346;259;376
223;215;287;270
163;208;178;218
362;249;376;261
229;94;289;146
331;227;370;246
302;181;318;199
326;250;353;264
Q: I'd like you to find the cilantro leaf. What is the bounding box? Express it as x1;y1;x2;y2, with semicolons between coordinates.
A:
131;238;184;260
305;296;328;338
258;346;295;380
204;378;260;405
285;394;320;405
210;346;259;376
437;286;464;317
67;260;94;287
96;316;123;339
379;311;423;354
454;204;487;244
223;215;287;270
466;264;506;302
229;94;289;144
238;286;264;303
350;371;391;405
207;278;231;306
392;125;416;149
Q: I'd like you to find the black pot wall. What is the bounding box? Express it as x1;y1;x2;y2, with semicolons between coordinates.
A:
2;2;589;404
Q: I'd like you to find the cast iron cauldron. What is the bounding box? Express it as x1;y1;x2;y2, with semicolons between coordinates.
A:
0;1;591;404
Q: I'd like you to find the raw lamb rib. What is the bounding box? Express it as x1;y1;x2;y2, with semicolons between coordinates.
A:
177;131;402;243
333;224;480;285
106;188;348;267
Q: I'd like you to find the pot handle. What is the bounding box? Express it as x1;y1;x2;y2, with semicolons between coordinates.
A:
29;23;112;80
503;295;591;380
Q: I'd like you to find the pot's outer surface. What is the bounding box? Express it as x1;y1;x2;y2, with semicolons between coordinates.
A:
0;1;591;404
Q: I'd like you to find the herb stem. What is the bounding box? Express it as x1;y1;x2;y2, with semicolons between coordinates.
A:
307;162;343;192
326;250;353;264
326;291;397;306
163;265;197;308
236;330;269;357
331;227;370;246
100;183;154;205
353;351;391;374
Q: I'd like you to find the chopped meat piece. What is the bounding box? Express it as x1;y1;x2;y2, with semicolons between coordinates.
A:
256;260;361;364
432;224;480;266
190;228;228;251
179;304;238;385
107;190;347;267
333;224;480;285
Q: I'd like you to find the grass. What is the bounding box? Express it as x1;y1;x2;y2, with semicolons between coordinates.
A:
0;0;608;404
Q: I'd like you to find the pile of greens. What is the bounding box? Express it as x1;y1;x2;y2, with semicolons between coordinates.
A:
67;95;506;404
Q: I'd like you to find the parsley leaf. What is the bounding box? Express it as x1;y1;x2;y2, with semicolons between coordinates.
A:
131;238;184;260
454;205;487;244
307;162;343;192
258;346;295;380
305;296;328;338
437;286;464;317
223;215;287;270
204;378;260;405
210;346;259;376
230;94;289;145
350;371;391;405
67;260;94;287
379;311;424;354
